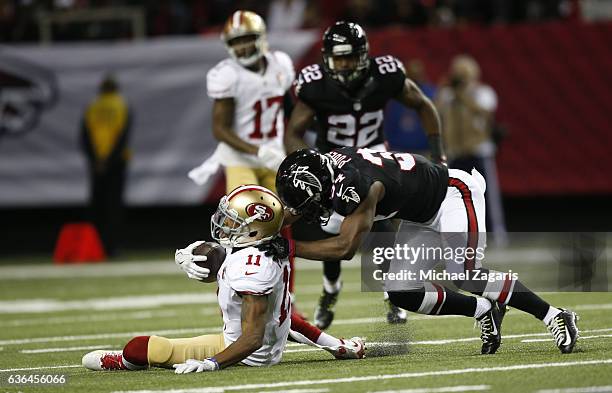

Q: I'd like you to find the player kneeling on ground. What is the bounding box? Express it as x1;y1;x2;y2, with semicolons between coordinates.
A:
82;185;364;373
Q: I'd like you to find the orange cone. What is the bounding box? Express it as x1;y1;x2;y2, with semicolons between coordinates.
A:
53;222;106;264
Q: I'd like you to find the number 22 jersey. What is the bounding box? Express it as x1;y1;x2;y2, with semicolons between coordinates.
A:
294;55;405;153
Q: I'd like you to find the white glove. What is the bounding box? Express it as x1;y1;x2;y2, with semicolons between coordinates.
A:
173;358;219;374
174;241;210;281
257;144;286;171
188;152;220;186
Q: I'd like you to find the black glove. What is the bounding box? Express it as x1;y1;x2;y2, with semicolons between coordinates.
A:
257;236;295;261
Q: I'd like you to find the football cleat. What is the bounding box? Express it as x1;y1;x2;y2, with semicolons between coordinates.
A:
314;289;339;329
330;337;366;359
385;298;407;324
547;309;580;354
82;350;127;371
476;301;505;354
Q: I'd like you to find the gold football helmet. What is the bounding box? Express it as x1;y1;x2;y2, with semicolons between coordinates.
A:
221;10;267;67
211;185;284;248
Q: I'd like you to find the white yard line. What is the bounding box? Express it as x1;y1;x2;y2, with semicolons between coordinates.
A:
0;284;362;315
5;300;612;327
0;364;82;372
536;386;612;393
4;323;612;348
109;359;612;393
370;386;490;393
3;247;603;281
21;344;117;354
0;327;222;346
522;335;612;343
0;257;360;281
254;390;329;393
0;293;218;313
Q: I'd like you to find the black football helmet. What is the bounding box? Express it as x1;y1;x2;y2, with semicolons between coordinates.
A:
276;149;335;224
321;21;370;91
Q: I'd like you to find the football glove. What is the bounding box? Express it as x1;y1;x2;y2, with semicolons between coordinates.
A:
173;358;219;374
257;144;286;171
257;236;295;261
174;240;210;281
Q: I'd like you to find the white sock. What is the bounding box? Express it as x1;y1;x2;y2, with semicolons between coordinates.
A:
323;276;342;294
121;355;147;371
317;331;342;348
542;306;562;325
474;298;492;319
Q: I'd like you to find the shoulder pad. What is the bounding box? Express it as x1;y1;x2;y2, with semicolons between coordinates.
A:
207;60;239;99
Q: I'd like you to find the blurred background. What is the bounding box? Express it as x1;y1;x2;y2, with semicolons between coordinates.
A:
1;0;611;259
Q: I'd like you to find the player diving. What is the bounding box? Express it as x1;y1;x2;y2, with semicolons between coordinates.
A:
82;185;365;373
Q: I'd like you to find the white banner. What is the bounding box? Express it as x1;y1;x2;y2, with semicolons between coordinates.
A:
0;32;317;206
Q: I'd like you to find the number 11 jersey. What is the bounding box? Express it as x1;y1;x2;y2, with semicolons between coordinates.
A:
217;247;292;366
294;55;405;153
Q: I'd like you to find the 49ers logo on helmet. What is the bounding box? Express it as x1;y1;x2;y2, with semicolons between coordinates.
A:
245;203;274;222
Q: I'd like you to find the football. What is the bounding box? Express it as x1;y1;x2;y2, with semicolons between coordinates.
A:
192;241;227;283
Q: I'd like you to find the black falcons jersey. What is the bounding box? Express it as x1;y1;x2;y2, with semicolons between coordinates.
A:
325;147;449;223
294;55;406;153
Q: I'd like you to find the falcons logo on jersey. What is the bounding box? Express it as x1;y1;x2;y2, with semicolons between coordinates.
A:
336;184;361;204
292;166;322;193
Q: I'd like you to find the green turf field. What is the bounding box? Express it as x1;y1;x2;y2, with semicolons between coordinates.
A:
0;257;611;393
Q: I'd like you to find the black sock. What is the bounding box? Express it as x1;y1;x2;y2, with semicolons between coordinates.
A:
388;287;476;317
438;288;477;317
507;280;550;320
323;260;341;282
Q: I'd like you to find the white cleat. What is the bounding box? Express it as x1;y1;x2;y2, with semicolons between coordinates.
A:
82;350;128;371
331;337;366;359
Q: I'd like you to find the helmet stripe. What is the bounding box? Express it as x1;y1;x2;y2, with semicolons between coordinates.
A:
233;11;241;29
227;185;280;202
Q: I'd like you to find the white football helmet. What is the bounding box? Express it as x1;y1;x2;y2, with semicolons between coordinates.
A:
221;10;267;67
211;185;284;248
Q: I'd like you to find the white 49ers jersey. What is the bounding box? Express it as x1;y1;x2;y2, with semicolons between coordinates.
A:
207;51;295;167
217;246;291;366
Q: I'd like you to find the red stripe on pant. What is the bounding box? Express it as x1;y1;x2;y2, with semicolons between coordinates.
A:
448;177;479;271
430;283;445;315
497;276;513;305
290;312;322;343
280;226;295;293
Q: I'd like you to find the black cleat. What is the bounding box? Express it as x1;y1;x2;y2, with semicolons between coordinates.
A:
385;298;407;324
314;289;339;329
477;301;505;354
547;309;580;354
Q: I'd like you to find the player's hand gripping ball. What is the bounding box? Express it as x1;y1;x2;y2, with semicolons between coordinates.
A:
175;241;226;283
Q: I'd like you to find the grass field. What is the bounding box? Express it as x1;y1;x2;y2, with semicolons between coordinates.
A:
1;256;611;393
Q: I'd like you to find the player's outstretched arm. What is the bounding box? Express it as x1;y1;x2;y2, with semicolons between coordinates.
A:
284;99;315;154
397;79;446;164
294;182;384;261
212;98;259;155
173;294;267;373
214;294;268;367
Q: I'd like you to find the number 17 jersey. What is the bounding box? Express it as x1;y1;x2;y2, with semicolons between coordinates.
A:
294;55;405;153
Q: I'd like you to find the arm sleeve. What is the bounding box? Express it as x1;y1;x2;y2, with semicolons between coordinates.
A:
207;63;238;99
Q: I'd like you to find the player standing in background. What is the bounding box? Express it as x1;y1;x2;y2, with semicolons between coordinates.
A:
82;185;365;373
188;10;302;314
283;21;446;329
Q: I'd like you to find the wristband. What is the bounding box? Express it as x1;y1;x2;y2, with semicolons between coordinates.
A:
207;357;220;370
